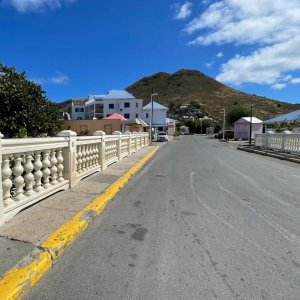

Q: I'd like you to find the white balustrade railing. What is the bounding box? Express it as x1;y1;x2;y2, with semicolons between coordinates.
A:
121;135;130;159
254;133;300;153
131;135;137;154
105;136;119;167
0;130;149;225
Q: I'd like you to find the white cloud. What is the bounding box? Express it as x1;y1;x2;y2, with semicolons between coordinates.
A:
3;0;77;13
271;83;287;90
173;2;192;20
182;0;300;88
291;78;300;84
184;0;300;45
216;36;300;85
31;78;46;85
205;61;214;68
216;51;223;58
30;72;69;85
280;75;293;82
49;74;69;84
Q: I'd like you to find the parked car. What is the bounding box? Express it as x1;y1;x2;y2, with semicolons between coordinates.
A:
157;132;169;142
216;130;234;140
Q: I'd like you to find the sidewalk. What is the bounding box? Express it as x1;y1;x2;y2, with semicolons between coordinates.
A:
0;146;157;281
237;144;300;164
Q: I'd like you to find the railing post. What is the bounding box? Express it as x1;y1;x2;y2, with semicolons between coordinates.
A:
266;134;270;149
281;133;286;152
113;131;122;161
125;131;132;156
93;131;106;170
57;130;77;187
135;132;138;152
0;133;4;225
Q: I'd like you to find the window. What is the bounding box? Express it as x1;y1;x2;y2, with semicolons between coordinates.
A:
146;113;149;118
136;102;138;108
124;113;130;119
124;102;130;108
109;103;114;109
80;108;84;112
136;114;138;118
75;108;79;112
77;117;82;120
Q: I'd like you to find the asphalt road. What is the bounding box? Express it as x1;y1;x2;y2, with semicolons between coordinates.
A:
27;136;300;300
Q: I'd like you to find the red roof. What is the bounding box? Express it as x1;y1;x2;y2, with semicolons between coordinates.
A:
103;113;127;121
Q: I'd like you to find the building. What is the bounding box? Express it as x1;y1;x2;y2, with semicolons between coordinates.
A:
264;109;300;124
63;119;147;136
143;101;168;130
166;118;177;135
234;117;263;140
71;90;143;121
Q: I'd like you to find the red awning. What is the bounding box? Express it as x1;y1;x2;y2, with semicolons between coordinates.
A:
103;113;127;121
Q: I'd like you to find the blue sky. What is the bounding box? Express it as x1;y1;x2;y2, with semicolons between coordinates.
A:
1;0;300;104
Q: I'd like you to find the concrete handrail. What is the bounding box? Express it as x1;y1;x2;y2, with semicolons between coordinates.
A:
254;133;300;153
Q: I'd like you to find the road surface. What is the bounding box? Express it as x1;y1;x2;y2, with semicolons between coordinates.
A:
27;136;300;300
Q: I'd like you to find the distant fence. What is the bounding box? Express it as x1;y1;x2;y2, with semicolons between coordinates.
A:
254;133;300;153
0;130;149;225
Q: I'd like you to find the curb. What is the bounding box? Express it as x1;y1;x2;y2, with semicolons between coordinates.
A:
237;146;300;164
0;146;159;299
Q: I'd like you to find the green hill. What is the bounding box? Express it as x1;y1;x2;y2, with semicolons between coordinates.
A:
126;69;300;120
56;69;300;121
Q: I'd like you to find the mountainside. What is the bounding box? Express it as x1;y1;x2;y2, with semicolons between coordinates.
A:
126;69;300;120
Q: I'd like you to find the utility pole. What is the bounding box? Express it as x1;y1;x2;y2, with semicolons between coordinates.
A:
149;89;158;145
221;109;226;140
249;104;255;145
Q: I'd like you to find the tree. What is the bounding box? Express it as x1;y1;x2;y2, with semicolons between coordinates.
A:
226;105;251;126
0;63;61;137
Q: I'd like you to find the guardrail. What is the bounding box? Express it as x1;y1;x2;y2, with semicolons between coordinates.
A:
0;130;149;225
254;133;300;153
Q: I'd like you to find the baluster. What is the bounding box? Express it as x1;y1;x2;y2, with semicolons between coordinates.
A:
94;144;98;166
87;145;91;169
57;149;64;182
50;150;58;185
77;146;82;173
34;151;43;192
84;145;89;169
2;155;14;207
95;145;99;166
91;145;95;166
13;154;25;201
24;153;35;196
90;145;94;167
81;146;87;172
42;150;51;188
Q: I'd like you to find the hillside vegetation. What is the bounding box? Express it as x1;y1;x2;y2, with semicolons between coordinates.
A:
57;69;300;121
126;69;300;120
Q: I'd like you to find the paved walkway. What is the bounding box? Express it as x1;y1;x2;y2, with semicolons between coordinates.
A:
0;146;156;278
237;144;300;164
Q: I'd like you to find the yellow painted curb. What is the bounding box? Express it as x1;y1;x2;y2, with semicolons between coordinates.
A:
0;251;52;300
0;146;159;299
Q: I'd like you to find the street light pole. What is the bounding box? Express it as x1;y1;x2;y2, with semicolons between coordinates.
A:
200;119;203;135
249;104;255;145
149;89;158;145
